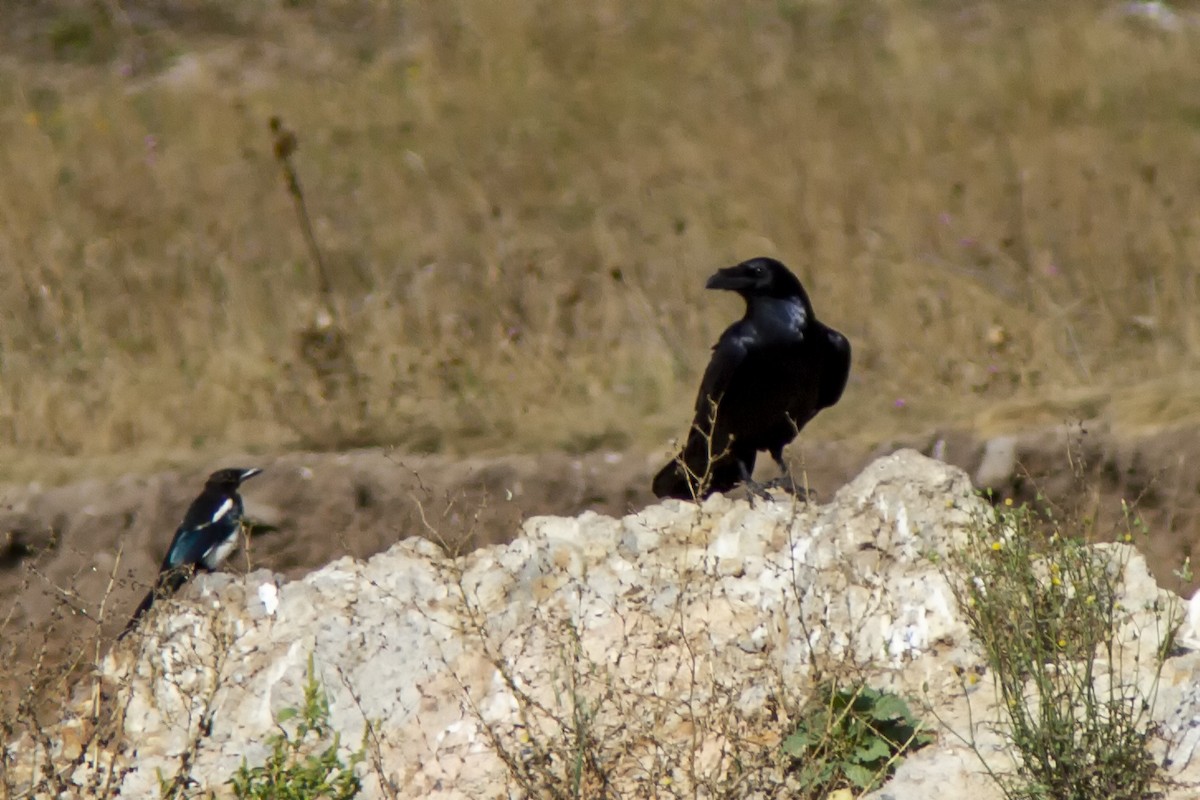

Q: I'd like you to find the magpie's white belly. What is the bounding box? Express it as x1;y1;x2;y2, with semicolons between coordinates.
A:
203;534;239;570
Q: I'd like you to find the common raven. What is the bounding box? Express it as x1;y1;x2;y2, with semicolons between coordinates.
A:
652;257;850;500
120;467;262;638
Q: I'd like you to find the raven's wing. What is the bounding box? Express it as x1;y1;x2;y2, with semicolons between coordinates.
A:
816;325;851;410
651;323;755;500
694;322;754;420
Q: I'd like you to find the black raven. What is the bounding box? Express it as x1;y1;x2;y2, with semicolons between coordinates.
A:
120;467;262;638
652;257;850;500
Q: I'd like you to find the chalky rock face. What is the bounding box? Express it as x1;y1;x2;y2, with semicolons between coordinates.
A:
71;451;1200;797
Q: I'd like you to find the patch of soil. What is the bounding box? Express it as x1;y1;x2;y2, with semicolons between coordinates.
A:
2;426;1199;713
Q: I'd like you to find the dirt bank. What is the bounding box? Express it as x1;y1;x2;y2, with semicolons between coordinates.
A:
3;425;1199;711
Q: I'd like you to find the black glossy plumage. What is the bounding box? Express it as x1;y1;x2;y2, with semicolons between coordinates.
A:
652;257;850;500
120;467;262;638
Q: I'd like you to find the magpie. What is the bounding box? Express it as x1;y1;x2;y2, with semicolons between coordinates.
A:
652;257;851;501
120;467;262;638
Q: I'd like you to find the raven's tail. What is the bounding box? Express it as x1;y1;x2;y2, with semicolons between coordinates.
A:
652;457;694;500
652;435;722;500
652;426;750;500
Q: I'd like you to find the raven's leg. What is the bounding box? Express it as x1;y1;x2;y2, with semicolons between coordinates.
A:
765;447;813;501
737;458;774;505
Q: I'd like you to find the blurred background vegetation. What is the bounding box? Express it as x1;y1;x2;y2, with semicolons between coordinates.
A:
1;0;1199;479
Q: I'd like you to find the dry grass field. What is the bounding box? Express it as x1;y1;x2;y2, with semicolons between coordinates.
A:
0;0;1199;482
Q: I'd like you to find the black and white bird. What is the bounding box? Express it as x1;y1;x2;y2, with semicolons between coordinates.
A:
652;257;851;501
120;467;262;638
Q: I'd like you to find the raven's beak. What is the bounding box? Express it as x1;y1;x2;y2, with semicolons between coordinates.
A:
705;265;754;291
239;468;263;482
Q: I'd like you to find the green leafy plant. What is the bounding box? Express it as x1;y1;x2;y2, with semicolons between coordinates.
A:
228;654;364;800
783;683;933;795
951;500;1174;800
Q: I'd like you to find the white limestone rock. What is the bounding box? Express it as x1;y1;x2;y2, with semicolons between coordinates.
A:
17;449;1199;798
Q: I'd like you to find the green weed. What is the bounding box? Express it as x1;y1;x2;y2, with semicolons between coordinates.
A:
783;682;934;795
952;501;1173;800
228;654;365;800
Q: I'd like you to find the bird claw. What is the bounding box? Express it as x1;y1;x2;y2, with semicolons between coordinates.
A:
765;476;816;502
742;479;775;507
736;465;816;507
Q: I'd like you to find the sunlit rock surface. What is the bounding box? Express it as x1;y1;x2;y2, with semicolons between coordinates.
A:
25;450;1200;798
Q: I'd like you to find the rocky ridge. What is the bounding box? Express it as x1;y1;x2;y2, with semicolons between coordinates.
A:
16;449;1200;798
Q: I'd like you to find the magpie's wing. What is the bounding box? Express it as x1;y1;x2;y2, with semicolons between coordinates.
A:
178;490;237;532
161;492;239;570
816;324;851;410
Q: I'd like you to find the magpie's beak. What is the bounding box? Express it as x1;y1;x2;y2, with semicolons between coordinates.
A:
705;265;755;291
239;468;263;482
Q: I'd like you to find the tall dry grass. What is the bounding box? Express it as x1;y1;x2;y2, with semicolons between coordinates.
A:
1;0;1199;476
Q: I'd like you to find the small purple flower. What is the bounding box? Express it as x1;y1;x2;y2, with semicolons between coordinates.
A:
1044;262;1060;277
938;212;953;226
959;237;978;248
988;364;1000;374
893;398;907;409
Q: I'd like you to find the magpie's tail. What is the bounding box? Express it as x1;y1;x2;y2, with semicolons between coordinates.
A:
118;589;157;640
118;569;190;640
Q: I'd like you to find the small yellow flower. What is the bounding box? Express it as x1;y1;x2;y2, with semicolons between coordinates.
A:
1057;638;1067;648
1085;595;1096;605
1004;497;1013;506
1051;576;1061;587
1123;533;1133;543
991;541;1003;551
